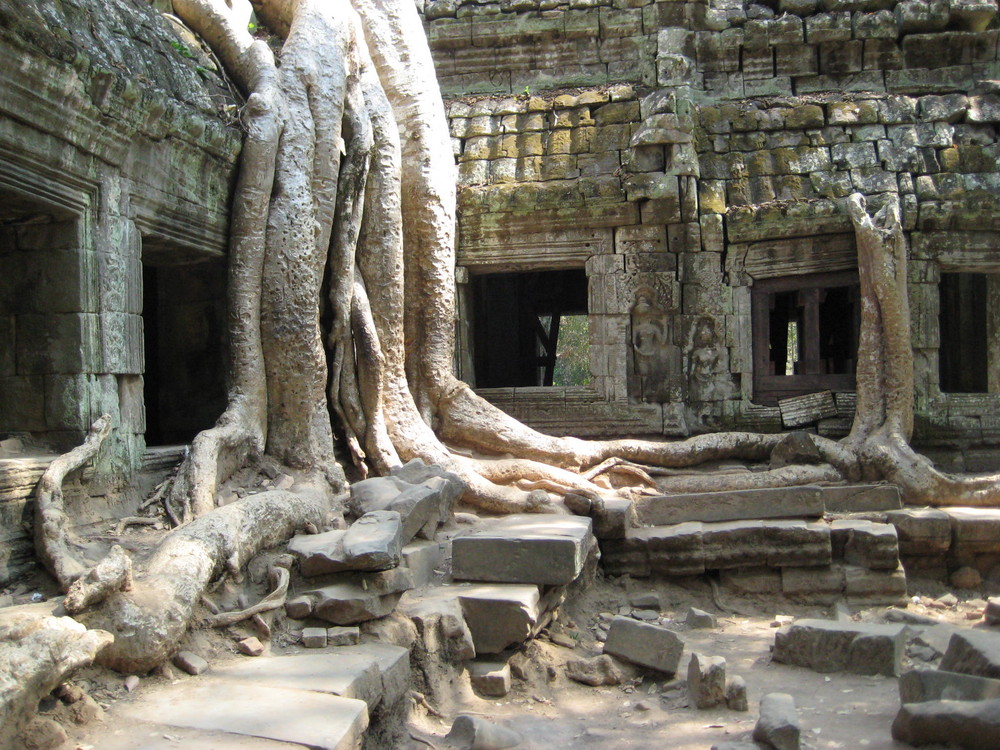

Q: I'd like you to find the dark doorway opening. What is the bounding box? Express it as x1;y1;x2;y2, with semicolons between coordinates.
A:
752;271;860;404
142;259;227;445
472;268;589;388
939;272;989;394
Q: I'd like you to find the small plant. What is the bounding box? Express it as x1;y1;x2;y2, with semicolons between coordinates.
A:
522;85;531;97
169;40;196;59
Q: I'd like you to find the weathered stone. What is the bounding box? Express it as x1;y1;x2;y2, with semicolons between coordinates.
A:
603;616;684;675
341;511;403;571
469;660;512;697
822;484;902;513
985;597;1000;625
302;627;328;648
237;637;264;656
686;607;718;629
769;430;822;468
724;567;783;594
892;698;1000;749
773;619;906;676
886;508;952;555
752;696;802;750
287;530;350;576
635;485;824;525
946;508;1000;554
327;626;360;647
702;520;831;569
899;668;1000;703
940;630;1000;679
173;651;209;675
446;715;522;750
952;565;983;589
688;652;727;709
310;583;403;625
566;654;624;686
641;522;706;576
844;564;908;605
401;540;445;588
831;520;899;569
451;515;594;585
726;675;749;711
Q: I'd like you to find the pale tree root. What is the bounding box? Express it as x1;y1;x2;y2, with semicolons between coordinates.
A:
33;414;133;614
77;478;333;673
203;564;290;628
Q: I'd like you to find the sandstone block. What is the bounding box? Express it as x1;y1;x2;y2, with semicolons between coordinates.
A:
640;522;705;576
985;596;1000;625
844;564;907;604
946;508;1000;554
402;540;445;588
310;583;403;625
455;584;543;654
634;485;824;526
686;607;718;629
899;668;1000;703
451;515;593;586
940;629;1000;679
302;627;328;648
753;693;801;750
688;652;727;709
603;616;684;675
822;484;902;513
782;565;845;603
832;520;900;569
727;675;749;711
327;626;360;647
886;508;952;555
773;619;906;676
892;698;1000;749
341;511;403;571
173;651;208;675
566;654;624;686
469;660;512;697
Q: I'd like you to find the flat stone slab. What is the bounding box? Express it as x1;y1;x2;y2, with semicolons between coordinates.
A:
87;722;303;749
892;698;1000;749
702;520;831;569
822;484;902;513
637;521;704;576
349;476;438;544
603;616;684;675
831;520;899;569
308;583;403;625
288;511;404;576
633;485;824;526
945;508;1000;553
885;508;952;555
451;515;594;585
940;629;1000;679
210;644;409;709
899;668;1000;703
120;681;368;750
773;619;907;676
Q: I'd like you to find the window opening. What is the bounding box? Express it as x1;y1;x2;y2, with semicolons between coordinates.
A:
471;268;589;388
939;272;990;394
752;271;860;404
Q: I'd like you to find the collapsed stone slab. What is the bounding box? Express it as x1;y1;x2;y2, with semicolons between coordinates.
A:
603;616;684;675
633;485;824;525
451;514;594;585
772;619;906;676
288;511;403;576
753;693;800;750
899;668;1000;703
892;698;1000;749
940;629;1000;679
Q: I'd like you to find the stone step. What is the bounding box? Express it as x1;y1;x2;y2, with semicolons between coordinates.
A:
118;681;369;750
210;643;410;711
451;514;595;585
632;485;826;526
397;582;558;655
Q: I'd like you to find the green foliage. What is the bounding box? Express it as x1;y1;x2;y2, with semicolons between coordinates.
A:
169;39;196;59
552;315;591;387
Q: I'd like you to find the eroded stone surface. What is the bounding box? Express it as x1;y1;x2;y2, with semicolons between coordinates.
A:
603;616;684;675
773;619;906;676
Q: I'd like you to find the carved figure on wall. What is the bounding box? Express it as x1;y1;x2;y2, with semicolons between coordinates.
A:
631;288;681;402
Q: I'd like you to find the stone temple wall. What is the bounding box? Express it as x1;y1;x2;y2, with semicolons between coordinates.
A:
426;0;1000;454
0;0;240;581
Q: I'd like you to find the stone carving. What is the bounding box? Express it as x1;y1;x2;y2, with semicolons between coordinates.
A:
630;288;682;403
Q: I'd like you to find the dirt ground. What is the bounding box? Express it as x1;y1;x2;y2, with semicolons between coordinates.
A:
36;562;989;750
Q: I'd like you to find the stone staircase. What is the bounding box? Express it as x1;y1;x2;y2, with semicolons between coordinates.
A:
600;483;910;605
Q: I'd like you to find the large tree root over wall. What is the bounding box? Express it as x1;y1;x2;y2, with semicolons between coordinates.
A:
39;0;1000;672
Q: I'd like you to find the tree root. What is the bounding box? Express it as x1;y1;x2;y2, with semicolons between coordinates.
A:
203;565;290;628
64;545;133;615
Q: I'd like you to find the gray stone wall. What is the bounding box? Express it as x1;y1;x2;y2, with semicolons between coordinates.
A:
431;0;1000;445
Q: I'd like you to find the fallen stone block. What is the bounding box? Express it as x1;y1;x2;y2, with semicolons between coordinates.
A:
302;627;328;648
832;520;899;569
469;660;512;697
822;484;902;513
892;698;1000;749
451;515;594;586
753;693;800;750
341;511;403;571
603;616;684;675
769;431;823;469
940;629;1000;679
327;626;360;647
402;540;445;588
726;675;749;711
288;529;352;577
456;583;544;654
446;715;521;750
634;485;824;526
565;654;624;686
642;522;705;576
310;583;403;625
986;597;1000;625
390;458;466;523
688;652;727;709
592;497;636;540
899;668;1000;703
173;651;209;676
686;607;717;629
885;508;952;555
773;619;906;676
